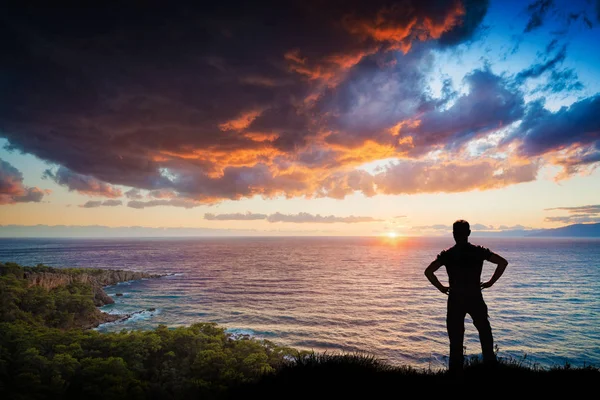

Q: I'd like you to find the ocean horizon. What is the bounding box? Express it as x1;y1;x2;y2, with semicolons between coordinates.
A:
1;236;599;370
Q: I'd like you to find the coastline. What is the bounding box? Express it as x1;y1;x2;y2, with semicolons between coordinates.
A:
92;271;170;329
20;265;166;329
1;261;599;398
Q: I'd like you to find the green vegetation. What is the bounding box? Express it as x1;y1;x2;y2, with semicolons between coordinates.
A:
0;262;99;329
0;320;296;399
0;262;297;399
1;262;598;399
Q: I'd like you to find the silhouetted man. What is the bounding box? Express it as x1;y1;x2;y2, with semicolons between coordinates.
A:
424;220;508;374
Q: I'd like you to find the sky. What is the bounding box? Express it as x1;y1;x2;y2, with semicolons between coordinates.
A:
1;0;600;236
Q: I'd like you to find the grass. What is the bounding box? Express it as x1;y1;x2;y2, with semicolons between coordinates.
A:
228;351;600;398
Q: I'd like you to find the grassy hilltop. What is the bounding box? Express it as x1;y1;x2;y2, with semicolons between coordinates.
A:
0;262;597;399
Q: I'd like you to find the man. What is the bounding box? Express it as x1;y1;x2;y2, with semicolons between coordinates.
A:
424;220;508;374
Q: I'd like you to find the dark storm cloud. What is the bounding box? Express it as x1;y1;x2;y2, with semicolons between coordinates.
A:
0;158;47;204
524;0;555;32
511;95;600;167
8;1;585;203
402;69;525;153
0;1;496;204
438;0;490;46
43;166;122;198
319;45;437;148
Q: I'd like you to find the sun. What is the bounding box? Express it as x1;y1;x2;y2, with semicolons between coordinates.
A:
387;232;398;238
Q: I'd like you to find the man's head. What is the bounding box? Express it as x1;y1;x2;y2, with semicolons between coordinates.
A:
452;220;470;244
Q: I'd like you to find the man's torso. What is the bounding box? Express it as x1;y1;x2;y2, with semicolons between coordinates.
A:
437;243;492;296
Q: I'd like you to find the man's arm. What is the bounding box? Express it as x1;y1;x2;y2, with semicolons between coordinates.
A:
480;252;508;289
424;259;449;295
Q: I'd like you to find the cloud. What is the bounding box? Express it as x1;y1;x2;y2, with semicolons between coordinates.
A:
2;1;597;202
0;1;500;204
124;188;143;199
0;158;47;204
341;0;471;53
204;212;268;221
534;68;583;94
400;68;525;153
204;211;382;223
127;199;199;209
43;167;122;198
266;212;382;223
515;45;566;83
80;199;123;208
514;45;583;95
80;201;101;208
147;189;175;199
370;158;539;195
524;0;555;32
411;224;451;231
101;199;122;207
545;204;600;214
438;0;490;46
471;223;494;230
511;95;600;174
544;215;600;224
544;204;600;224
411;223;504;231
498;224;531;230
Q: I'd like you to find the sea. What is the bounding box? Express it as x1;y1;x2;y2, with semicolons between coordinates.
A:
1;236;598;370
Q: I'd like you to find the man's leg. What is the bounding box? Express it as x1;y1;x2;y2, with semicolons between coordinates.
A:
470;297;496;365
447;296;466;373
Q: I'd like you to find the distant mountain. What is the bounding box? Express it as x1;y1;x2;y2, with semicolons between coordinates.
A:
526;223;600;237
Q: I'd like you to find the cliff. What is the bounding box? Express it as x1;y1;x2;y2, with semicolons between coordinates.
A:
0;264;165;329
24;269;162;307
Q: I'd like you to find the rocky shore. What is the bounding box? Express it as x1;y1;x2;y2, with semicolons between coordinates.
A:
23;268;164;329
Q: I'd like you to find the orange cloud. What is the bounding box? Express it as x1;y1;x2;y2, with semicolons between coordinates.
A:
219;110;263;131
243;132;280;142
343;1;466;52
373;157;540;195
1;159;48;204
333;140;397;166
421;4;466;39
